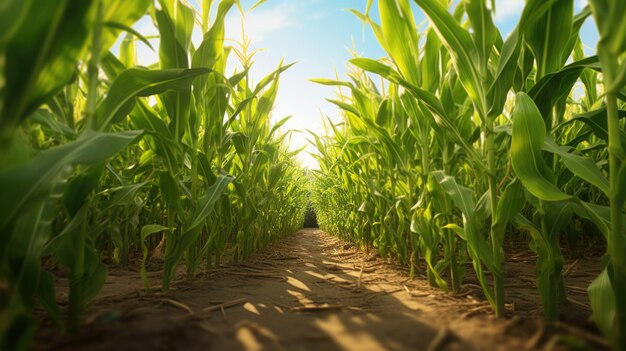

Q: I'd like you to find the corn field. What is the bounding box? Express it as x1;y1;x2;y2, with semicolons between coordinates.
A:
311;0;625;349
0;0;625;350
0;0;308;348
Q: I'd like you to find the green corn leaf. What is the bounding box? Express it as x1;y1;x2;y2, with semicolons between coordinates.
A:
158;171;184;219
154;0;194;141
349;58;486;171
191;0;234;70
327;99;361;118
572;202;610;239
156;0;194;61
254;74;281;125
253;62;296;95
81;245;108;303
414;0;486;117
432;171;495;304
525;0;574;77
562;6;592;64
0;0;30;47
378;0;420;85
488;0;560;114
96;68;211;129
1;0;93;131
101;51;128;80
7;192;59;315
543;137;610;195
310;78;353;88
431;171;494;268
432;171;474;228
421;28;441;92
104;20;154;52
120;32;136;68
140;225;169;292
441;223;466;240
36;271;61;325
558;107;626;143
588;268;616;341
488;27;521;116
100;0;152;55
462;0;497;68
588;0;626;56
186;174;235;233
249;0;267;12
0;130;141;230
29;109;78;139
528;56;600;122
511;92;572;202
544;202;574;238
63;165;104;217
104;182;148;209
41;206;87;259
492;179;526;247
163;174;234;288
512;213;544;247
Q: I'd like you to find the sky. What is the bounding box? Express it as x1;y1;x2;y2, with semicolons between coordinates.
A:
129;0;599;169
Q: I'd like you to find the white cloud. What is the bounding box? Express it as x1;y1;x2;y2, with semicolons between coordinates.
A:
226;3;297;44
310;11;325;20
494;0;525;23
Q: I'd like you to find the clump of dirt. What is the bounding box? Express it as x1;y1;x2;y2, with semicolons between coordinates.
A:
32;229;608;351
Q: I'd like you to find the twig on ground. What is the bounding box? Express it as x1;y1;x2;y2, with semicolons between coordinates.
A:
291;304;344;312
162;298;193;314
274;256;300;261
403;284;430;298
461;283;483;291
199;297;248;314
566;297;589;309
356;256;365;288
566;285;588;294
452;289;474;298
456;303;515;320
563;260;579;277
222;270;285;280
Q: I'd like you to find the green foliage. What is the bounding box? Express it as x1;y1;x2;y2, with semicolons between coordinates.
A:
312;1;625;349
0;0;307;349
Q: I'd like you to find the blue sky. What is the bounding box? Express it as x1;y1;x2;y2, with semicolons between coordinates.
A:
131;0;599;168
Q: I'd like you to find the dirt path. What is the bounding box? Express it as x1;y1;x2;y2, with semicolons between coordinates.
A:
33;229;605;351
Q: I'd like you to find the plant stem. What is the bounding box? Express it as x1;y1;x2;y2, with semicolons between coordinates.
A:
86;0;102;131
68;0;102;332
486;117;505;317
68;210;86;332
605;64;626;351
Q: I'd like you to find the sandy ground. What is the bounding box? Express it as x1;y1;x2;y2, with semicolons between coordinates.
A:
32;229;608;351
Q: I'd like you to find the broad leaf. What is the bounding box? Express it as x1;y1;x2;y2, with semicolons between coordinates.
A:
0;130;141;229
511;93;572;201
